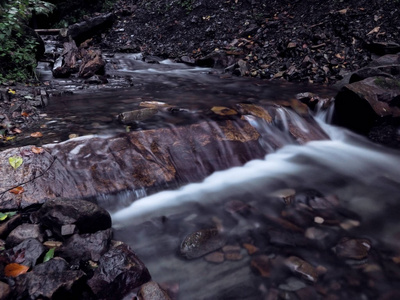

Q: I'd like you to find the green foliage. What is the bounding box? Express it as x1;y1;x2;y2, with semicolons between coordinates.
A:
0;0;55;83
0;211;16;221
43;248;55;262
8;156;23;170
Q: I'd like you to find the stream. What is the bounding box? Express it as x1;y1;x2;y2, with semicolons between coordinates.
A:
35;53;400;299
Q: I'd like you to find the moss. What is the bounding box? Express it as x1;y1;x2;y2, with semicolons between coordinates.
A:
374;77;400;90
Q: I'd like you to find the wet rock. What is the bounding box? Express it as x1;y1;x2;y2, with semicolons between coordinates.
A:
0;214;22;239
7;238;46;267
138;281;171;300
204;251;225;263
78;49;106;79
222;245;243;261
270;188;296;205
52;40;80;78
6;224;43;248
117;108;159;124
180;228;226;259
242;243;259;255
279;277;307;292
366;42;400;56
335;238;371;260
87;242;151;299
13;257;86;299
284;256;318;282
237;103;273;123
38;198;111;237
84;75;108;84
0;281;10;300
250;255;271;277
58;229;112;263
333;76;400;134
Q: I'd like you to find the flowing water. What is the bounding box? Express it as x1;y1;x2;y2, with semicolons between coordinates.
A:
35;53;400;299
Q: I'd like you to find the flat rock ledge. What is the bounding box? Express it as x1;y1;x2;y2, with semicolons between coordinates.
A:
0;198;157;300
0;105;328;210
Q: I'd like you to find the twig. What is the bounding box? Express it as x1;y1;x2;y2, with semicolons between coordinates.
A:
0;156;58;198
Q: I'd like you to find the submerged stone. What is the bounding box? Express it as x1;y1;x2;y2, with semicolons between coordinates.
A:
180;228;226;259
138;281;171;300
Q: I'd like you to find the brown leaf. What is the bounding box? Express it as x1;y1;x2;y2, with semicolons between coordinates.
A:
367;26;380;35
10;187;24;195
211;106;237;116
31;146;44;154
4;263;29;277
30;132;43;138
21;112;29;117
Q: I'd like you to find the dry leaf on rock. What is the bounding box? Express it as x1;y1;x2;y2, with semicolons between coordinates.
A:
10;187;24;195
30;132;43;138
4;263;29;277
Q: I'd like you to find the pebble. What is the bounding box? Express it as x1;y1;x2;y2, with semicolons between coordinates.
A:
251;255;271;277
335;238;371;260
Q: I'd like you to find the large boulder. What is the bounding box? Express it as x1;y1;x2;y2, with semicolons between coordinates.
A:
332;76;400;134
87;242;151;299
0;105;328;210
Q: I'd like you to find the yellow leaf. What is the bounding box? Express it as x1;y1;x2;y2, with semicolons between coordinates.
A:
211;106;237;116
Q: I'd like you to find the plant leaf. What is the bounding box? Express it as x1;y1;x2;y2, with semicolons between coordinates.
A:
10;187;24;195
43;248;55;263
8;156;23;169
0;211;16;221
4;263;29;277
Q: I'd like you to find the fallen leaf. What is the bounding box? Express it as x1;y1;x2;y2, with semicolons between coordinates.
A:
31;146;44;154
0;211;16;221
30;132;43;138
367;26;380;35
10;187;24;195
13;128;22;134
211;106;237;116
4;263;29;277
43;248;55;263
5;136;15;141
8;156;23;170
7;89;16;95
21;112;29;117
338;8;348;14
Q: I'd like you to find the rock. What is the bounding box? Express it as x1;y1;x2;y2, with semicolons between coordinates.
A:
180;228;226;259
58;229;112;263
138;281;171;300
335;238;371;260
13;257;86;299
242;243;259;255
84;75;108;84
204;251;225;263
87;242;151;299
333;76;400;134
250;255;270;277
279;277;307;292
38;198;112;236
78;49;106;78
7;238;46;267
117;108;159;124
52;40;80;78
270;188;296;205
236;103;273;123
366;42;400;56
0;281;10;300
284;256;318;282
5;224;43;248
222;245;243;261
0;214;22;239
